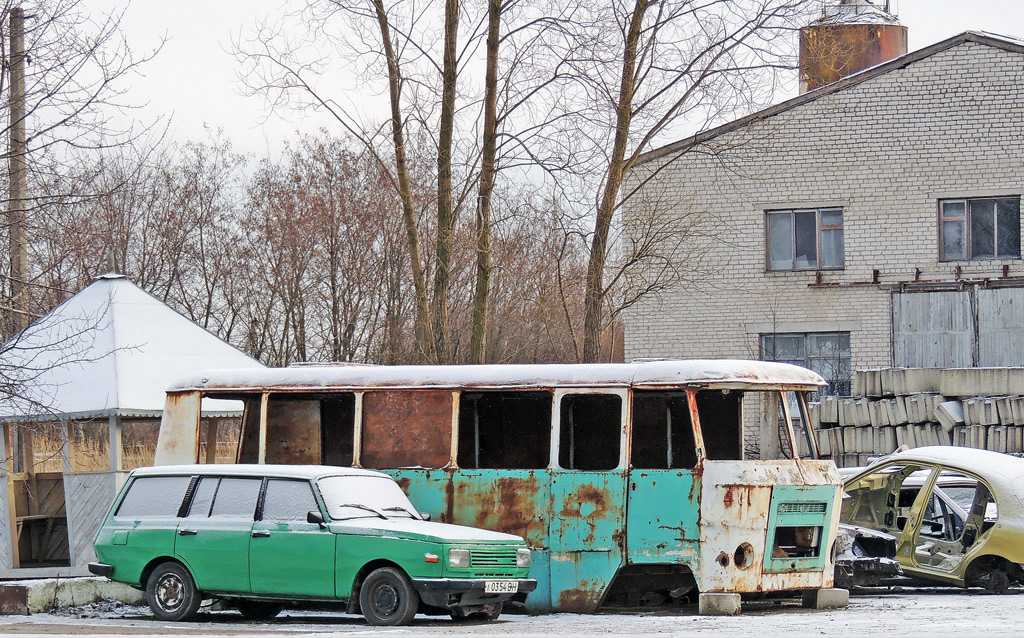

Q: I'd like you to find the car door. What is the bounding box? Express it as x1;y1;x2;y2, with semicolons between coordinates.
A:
249;478;336;598
910;469;993;575
175;476;262;594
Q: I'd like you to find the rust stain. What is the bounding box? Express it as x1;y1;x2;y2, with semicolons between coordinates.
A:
559;484;607;519
557;584;601;614
395;477;411;491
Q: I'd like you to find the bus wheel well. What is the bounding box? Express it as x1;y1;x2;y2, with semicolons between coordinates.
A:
347;559;407;615
601;564;698;609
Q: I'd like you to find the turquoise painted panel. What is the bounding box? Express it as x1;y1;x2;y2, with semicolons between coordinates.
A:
450;470;550;549
626;470;701;567
548;550;621;612
549;471;627;552
524;548;552;613
386;469;452;522
762;484;837;574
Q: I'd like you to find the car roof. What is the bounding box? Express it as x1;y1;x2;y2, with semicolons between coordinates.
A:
132;464;390;481
857;446;1024;485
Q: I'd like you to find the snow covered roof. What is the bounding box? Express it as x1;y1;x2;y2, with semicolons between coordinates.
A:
168;359;826;393
0;274;264;421
811;0;901;26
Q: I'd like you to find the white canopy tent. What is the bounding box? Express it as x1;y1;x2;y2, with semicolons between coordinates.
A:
0;274;264;572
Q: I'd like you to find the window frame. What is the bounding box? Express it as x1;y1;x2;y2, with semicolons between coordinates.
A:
939;196;1021;262
760;331;852;397
765;207;845;272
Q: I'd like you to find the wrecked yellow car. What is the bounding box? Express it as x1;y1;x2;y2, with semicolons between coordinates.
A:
840;446;1024;592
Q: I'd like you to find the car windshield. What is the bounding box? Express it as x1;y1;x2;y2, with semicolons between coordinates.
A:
317;475;420;520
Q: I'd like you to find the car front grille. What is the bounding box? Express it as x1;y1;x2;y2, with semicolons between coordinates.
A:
470;547;518;569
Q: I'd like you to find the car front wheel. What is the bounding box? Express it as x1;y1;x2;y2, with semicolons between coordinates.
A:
146;562;201;621
359;567;419;626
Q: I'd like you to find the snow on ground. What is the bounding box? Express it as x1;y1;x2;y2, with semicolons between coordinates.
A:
0;589;1019;637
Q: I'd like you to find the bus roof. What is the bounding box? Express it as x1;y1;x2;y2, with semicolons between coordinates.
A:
166;359;826;393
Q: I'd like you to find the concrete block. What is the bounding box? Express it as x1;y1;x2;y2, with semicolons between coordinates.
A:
895;425;911;448
905;395;925;423
816;427;832;457
967;424;988;449
857;427;875;452
830;428;844;455
699;592;741;615
802;588;849;609
869;400;890;428
886;397;908;425
0;577;144;614
852;369;884;397
843;426;857;452
1009;369;1024;395
808;402;822;431
940;368;1010;397
876;427;897;454
894;368;943;395
1012;397;1024;426
989;426;1007;453
996;396;1015;425
934;401;965;433
822;396;840;424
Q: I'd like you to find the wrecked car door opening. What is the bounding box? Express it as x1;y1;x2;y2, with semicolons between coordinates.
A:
152;360;844;614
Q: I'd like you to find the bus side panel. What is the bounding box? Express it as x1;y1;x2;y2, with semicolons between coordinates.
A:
625;470;701;566
450;470;549;549
548;470;627;612
388;469;451;524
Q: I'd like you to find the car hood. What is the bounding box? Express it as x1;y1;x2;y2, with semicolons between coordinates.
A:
329;517;524;544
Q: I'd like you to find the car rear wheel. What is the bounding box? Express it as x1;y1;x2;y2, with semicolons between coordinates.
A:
359;567;419;626
235;599;283;620
146;562;201;622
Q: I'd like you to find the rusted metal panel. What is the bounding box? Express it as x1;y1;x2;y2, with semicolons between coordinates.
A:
626;470;701;565
800;23;907;92
450;470;548;548
153;392;200;465
361;390;452;469
264;398;320;465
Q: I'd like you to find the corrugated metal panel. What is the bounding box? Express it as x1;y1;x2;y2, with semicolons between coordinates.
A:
893;291;974;367
978;288;1024;366
63;472;121;567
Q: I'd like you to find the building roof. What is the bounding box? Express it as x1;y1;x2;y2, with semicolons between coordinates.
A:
167;359;826;393
637;31;1024;166
0;274;264;421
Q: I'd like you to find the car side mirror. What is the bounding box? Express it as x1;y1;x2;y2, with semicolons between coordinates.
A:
307;510;327;528
420;512;431;522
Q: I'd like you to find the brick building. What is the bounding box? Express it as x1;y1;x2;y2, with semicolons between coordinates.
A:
622;30;1024;454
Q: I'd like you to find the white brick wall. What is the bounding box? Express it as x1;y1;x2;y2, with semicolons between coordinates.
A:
622;39;1024;456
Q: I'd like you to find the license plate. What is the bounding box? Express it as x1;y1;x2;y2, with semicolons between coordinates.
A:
484;580;518;594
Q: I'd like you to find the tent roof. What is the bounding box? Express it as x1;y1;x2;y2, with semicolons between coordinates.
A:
0;274;264;421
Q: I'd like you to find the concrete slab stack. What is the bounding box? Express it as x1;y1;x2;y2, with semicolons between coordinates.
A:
809;366;1024;467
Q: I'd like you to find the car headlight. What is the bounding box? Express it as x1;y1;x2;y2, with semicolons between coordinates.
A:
449;548;470;569
517;548;532;568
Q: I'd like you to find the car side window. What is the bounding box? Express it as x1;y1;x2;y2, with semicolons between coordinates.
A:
186;477;219;517
262;479;319;522
206;478;262;519
116;476;191;518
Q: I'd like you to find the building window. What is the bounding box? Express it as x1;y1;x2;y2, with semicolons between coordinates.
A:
940;197;1021;261
767;208;844;271
761;332;851;396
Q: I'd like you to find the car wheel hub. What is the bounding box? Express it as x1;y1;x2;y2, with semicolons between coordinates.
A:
372;583;399;616
156;574;184;610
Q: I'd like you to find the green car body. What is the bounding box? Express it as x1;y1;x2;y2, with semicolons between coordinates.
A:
91;464;535;625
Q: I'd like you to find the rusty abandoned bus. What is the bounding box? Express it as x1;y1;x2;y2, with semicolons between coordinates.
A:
153;360;843;614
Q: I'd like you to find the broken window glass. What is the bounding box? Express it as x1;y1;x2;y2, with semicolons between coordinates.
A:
696;390;742;461
762;332;851;397
631;391;697;469
457;391;551;469
558;394;621;470
361;390;453;469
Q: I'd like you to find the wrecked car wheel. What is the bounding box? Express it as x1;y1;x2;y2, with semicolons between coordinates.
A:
146;562;201;622
360;567;419;626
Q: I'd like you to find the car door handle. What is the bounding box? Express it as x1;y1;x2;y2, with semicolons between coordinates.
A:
178;529;198;536
251;530;271;538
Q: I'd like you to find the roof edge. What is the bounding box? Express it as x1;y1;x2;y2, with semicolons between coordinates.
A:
636;31;1024;167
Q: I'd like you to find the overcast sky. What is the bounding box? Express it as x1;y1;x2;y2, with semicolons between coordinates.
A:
83;0;1024;157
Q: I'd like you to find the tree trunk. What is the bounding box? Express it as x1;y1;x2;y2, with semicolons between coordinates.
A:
372;0;436;362
582;0;649;363
432;0;460;364
470;0;500;364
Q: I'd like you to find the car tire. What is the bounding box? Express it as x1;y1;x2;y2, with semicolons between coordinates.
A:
359;567;419;626
146;562;201;622
235;600;283;620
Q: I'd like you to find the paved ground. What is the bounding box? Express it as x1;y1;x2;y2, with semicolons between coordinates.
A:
0;588;1018;637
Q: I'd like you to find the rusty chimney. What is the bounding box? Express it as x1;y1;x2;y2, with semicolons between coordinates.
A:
799;0;907;93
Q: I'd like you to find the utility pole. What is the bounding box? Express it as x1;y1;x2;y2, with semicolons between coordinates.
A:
7;6;27;332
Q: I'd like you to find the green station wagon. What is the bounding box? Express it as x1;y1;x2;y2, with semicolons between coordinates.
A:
89;465;536;625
